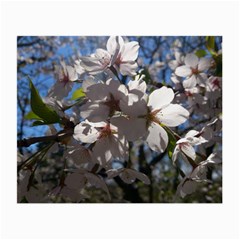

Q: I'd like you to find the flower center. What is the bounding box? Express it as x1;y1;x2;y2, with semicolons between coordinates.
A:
104;94;121;116
211;77;221;89
98;124;116;139
146;109;161;125
191;67;199;75
61;70;70;86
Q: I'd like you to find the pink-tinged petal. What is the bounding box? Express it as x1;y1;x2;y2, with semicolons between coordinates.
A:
73;121;100;143
120;41;140;62
183;75;197;89
148;86;174;111
119;62;138;76
198;57;211;72
106;36;124;55
80;102;110;122
110;116;147;141
184;53;199;68
120;97;148;117
158;104;189;127
175;65;191;77
180;143;196;160
146;122;168;153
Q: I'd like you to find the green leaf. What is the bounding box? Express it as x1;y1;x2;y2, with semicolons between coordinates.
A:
206;36;215;50
32;120;47;126
28;76;61;124
163;126;177;159
195;49;207;58
71;87;86;100
206;36;217;56
25;111;42;120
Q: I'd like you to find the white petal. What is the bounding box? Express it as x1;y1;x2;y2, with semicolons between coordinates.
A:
66;65;78;81
158;104;189;127
198;57;211;72
80;56;105;74
74;60;85;75
168;60;179;70
106;36;124;55
65;173;86;190
73;121;99;143
183;75;197;89
119;170;135;184
110;116;147;141
184;53;199;68
175;65;191;77
120;41;140;62
92;137;113;166
106;78;128;101
126;169;150;184
82;76;99;93
106;168;124;179
196;73;208;85
119;62;138;76
180;143;196;160
120;97;148;117
148;86;174;111
181;180;197;196
86;82;109;101
185;130;199;138
172;145;180;165
85;173;111;199
80;102;110;122
146;122;168;152
110;134;129;160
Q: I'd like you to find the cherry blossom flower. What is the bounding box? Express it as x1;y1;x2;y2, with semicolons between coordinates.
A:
176;152;221;198
80;78;128;122
107;168;150;184
73;120;128;166
112;86;189;152
80;36;139;76
64;169;110;199
172;130;209;164
48;61;78;99
168;51;184;70
175;53;212;89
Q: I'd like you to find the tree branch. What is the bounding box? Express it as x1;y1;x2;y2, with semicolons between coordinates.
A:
17;129;73;148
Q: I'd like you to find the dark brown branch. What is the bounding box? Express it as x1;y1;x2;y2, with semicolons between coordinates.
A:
17;130;73;148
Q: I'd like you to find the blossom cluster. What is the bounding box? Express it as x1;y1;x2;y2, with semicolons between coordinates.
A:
17;36;222;203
